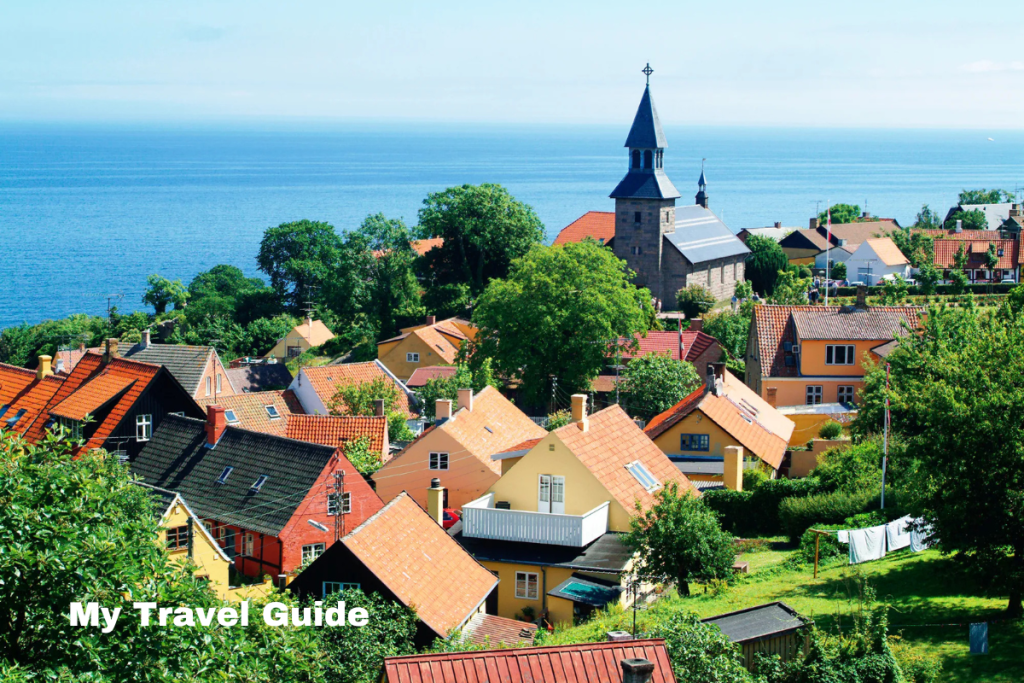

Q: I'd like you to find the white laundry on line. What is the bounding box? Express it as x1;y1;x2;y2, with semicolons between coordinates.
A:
885;516;912;551
848;525;887;565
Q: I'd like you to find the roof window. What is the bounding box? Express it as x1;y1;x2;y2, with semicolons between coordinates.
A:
626;461;661;493
216;466;234;485
4;409;26;429
250;475;269;493
265;405;281;419
484;426;493;433
224;409;239;425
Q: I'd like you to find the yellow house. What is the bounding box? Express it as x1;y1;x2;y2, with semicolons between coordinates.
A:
644;363;795;484
744;294;923;408
451;396;695;626
372;386;546;510
376;316;477;382
266;317;335;361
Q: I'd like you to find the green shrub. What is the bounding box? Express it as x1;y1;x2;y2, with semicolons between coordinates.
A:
675;284;717;319
818;421;843;440
779;489;876;542
704;478;824;537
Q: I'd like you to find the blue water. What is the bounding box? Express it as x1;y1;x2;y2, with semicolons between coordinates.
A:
2;123;1022;329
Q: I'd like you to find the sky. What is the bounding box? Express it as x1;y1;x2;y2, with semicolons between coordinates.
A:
1;0;1023;129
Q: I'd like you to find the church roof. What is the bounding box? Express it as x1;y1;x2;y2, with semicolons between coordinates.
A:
625;85;667;149
610;171;680;200
664;205;751;264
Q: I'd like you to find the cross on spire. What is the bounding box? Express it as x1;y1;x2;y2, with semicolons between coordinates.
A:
642;63;653;85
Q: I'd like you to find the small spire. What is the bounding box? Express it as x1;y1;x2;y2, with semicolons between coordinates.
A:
698;158;707;189
642;63;653;86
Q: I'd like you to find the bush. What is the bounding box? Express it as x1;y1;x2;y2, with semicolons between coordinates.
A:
704;478;824;537
833;282;1017;297
779;489;877;542
797;511;889;563
676;284;717;318
817;421;843;440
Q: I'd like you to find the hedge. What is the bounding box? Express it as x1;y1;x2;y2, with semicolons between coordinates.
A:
778;489;879;543
797;510;903;563
703;478;823;537
833;283;1017;297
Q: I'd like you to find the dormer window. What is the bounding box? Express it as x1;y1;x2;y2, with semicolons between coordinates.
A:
216;466;233;485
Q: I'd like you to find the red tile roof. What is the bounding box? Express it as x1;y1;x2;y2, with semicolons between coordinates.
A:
460;613;537;647
492;437;543;457
643;385;705;439
0;364;65;435
553;211;616;246
198;390;303;437
49;373;137;421
619;330;720;364
301;361;416;418
285;414;388;456
342;493;498;638
383;639;676;683
406;365;459;388
932;239;1019;269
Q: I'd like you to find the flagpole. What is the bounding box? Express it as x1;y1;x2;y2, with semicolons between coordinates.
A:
824;200;831;306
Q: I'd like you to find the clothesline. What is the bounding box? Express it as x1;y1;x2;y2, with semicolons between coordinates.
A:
834;516;933;565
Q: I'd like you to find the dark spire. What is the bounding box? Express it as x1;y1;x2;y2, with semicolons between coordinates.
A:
624;84;668;149
610;67;679;200
696;159;709;208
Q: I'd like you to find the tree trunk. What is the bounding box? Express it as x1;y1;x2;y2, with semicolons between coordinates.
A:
677;576;690;597
1008;543;1024;618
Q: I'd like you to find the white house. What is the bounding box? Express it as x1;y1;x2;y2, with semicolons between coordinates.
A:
843;238;911;286
813;244;855;271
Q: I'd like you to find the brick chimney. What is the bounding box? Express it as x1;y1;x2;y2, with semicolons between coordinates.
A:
723;445;744;492
571;393;588;431
620;658;655;683
141;329;151;348
855;283;868;309
457;388;473;413
427;478;445;525
766;387;778;408
774;221;782;228
373;399;385;417
706;362;725;396
689;318;703;333
425;315;436;326
205;405;227;447
809;217;820;230
37;355;53;380
102;338;119;364
435;399;452;423
1010;204;1022;218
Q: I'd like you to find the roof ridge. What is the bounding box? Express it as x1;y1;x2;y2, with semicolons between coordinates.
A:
386;637;669;662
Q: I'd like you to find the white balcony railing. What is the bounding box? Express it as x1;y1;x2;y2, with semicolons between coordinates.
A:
461;493;609;547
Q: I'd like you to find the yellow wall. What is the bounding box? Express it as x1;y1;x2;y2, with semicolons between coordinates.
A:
487;432;632;533
798;340;881;377
762;380;864;409
267;331;314;361
372;427;499;510
649;409;741;459
481;561;576;625
160;501;232;600
787;255;816;265
378;334;456;382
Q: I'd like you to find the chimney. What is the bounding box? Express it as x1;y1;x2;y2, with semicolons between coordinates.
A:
1010;204;1022;218
571;394;588;431
689;318;703;333
141;329;151;348
862;211;871;219
607;631;633;642
435;399;452;423
427;478;445;525
373;399;385;417
103;338;119;363
723;446;744;492
706;362;725;396
457;388;473;413
855;283;868;309
766;387;778;408
37;355;53;380
774;221;782;229
620;658;656;683
205;405;227;447
78;343;85;352
425;315;436;326
955;219;963;233
809;217;819;230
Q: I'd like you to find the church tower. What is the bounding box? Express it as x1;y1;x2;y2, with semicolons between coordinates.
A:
696;163;709;208
610;64;680;300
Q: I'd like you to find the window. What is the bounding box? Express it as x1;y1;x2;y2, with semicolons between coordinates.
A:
216;466;234;485
302;543;325;565
680;434;710;451
166;525;189;550
4;408;26;429
135;414;153;441
243;533;255;557
406;352;420;363
58;416;82;440
825;344;856;366
515;571;539;600
328;491;351;516
634;211;642;223
323;582;360;597
838;385;856;404
806;385;823;405
216;374;222;393
224;409;239;424
429;452;449;470
288;346;302;358
626;461;661;492
632;150;641;169
205;377;212;397
250;475;269;493
643;150;652;169
784;356;796;367
265;405;281;419
631;246;642;255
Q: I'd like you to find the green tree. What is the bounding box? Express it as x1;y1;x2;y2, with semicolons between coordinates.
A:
959;188;1015;205
141;274;189;314
889;227;934;268
423;282;472;321
878;275;908;304
618;352;702;421
768;269;810;305
655;611;752;683
470;241;653;407
416;365;473;420
829;260;847;281
984;243;999;271
744;234;789;295
545;409;573;431
626;482;735;596
944;208;988;231
912;204;942;230
675;284;716;319
341;435;383;475
703;308;751;365
855;301;1024;615
258;220;343;312
187;264;280;325
329;377;415;442
239;314;300;357
916;261;941;294
417;183;545;297
818;203;861;225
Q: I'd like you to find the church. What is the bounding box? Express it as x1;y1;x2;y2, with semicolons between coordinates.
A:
554;68;749;308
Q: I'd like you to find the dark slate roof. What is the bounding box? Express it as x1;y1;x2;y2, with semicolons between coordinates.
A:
548;574;624;607
610;170;681;200
665;205;751;264
133;481;178;519
123;344;217;395
702;602;811;643
225;364;294;393
131;415;337;536
449;527;633;573
624;85;667;149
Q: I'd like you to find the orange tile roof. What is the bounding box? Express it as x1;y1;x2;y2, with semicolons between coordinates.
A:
0;364;66;435
198;390;303;437
492;436;543;456
412;325;462;364
285;414;388;455
301;362;416;419
591;375;619;393
554;404;696;511
553;211;616;246
342;492;498;638
864;238;909;266
412;238;444;256
406;365;459;387
383;639;676;683
286;319;335;348
49;373;137;421
460;612;537;646
932;239;1019;269
440;387;547;474
643;385;705;439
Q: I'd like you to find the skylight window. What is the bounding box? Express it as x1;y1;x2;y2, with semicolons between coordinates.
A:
626;461;661;493
265;405;281;419
484;426;493;433
4;408;25;428
216;466;234;485
224;409;239;424
250;475;269;493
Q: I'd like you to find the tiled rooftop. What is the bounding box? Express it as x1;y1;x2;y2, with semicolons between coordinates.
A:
553;211;616;246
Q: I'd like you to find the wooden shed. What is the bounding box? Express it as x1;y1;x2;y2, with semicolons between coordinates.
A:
702;601;812;670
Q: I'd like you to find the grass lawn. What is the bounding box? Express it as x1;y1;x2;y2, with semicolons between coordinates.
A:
542;544;1023;682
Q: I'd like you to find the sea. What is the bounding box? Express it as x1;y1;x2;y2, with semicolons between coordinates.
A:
1;123;1022;330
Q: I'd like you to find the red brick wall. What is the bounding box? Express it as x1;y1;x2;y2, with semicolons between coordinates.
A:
688;341;725;379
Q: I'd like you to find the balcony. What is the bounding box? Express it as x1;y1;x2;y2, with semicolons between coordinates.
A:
461;493;609;547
